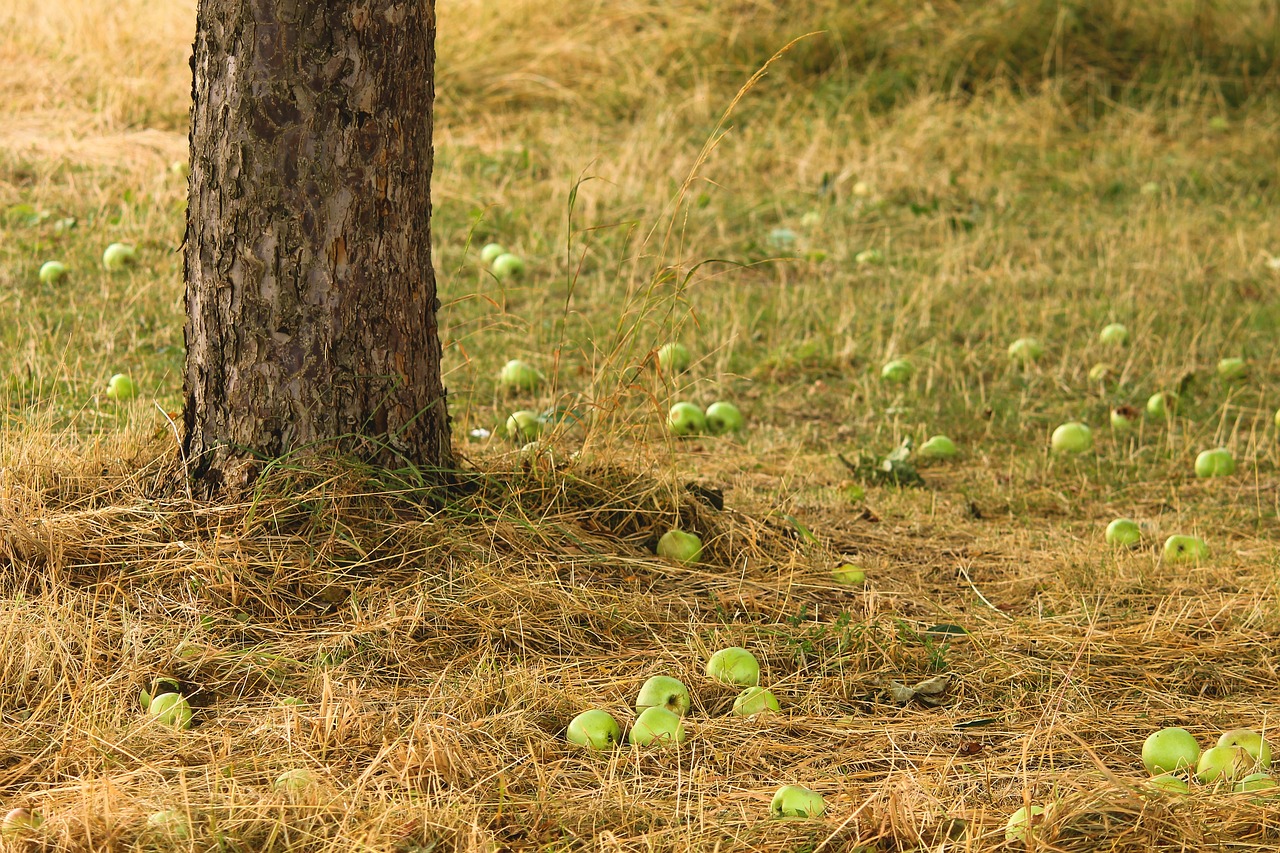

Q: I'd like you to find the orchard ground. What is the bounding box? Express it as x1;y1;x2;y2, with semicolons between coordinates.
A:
3;0;1280;850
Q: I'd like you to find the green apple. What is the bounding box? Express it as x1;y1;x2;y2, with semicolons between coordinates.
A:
479;242;507;264
1234;773;1277;793
855;248;884;265
1142;727;1200;774
140;677;181;711
491;253;525;280
1146;392;1179;418
832;564;866;585
1162;534;1208;564
628;706;687;746
505;410;542;441
1105;518;1142;548
667;402;706;436
635;675;691;716
1088;362;1116;384
1007;337;1044;363
657;342;691;374
918;435;958;460
657;529;702;564
1;808;42;837
148;693;193;729
273;768;315;793
565;709;622;749
731;686;780;716
1217;357;1248;382
705;647;760;687
106;373;137;401
1197;745;1252;785
1110;406;1139;433
1194;448;1236;478
852;180;872;197
102;242;137;271
38;260;68;284
146;809;190;839
1140;181;1161;195
1051;422;1092;454
499;359;543;392
1217;729;1272;769
1004;805;1046;843
705;401;745;435
880;358;913;383
770;785;825;818
1147;774;1190;794
1099;323;1129;345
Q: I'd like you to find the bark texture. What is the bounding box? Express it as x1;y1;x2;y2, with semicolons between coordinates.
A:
184;0;450;493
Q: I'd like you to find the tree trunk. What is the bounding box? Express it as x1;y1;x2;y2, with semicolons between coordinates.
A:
183;0;451;494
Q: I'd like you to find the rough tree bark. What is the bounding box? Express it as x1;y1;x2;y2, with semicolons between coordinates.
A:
183;0;451;493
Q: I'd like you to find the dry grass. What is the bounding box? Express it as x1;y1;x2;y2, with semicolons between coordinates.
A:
3;0;1280;850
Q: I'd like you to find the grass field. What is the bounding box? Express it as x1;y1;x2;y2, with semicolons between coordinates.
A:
3;0;1280;850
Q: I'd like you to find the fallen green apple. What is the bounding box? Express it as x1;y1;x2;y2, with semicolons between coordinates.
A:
880;358;913;383
1110;406;1139;433
1234;773;1277;793
1088;362;1116;384
667;402;706;436
1051;422;1092;454
106;373;137;401
657;529;702;564
1217;357;1248;382
499;359;543;392
1007;337;1044;363
148;693;193;730
565;709;622;750
1099;323;1129;345
628;706;686;747
918;435;958;460
1;808;42;837
731;686;780;716
770;785;825;818
38;260;68;284
1197;744;1252;785
705;401;745;435
1142;727;1200;775
657;342;691;374
506;410;542;441
1105;518;1142;548
491;253;526;280
1217;729;1272;769
102;242;137;271
1146;774;1190;794
145;809;190;839
479;242;507;264
705;647;760;687
635;675;691;716
1146;392;1179;418
1194;448;1236;478
1004;804;1046;843
832;564;866;585
1162;535;1208;564
273;768;315;793
854;248;883;265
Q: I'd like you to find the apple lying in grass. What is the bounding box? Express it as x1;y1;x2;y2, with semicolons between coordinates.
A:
667;402;706;436
657;342;691;374
106;373;137;401
480;242;507;264
1007;337;1043;363
273;768;315;793
506;410;542;441
1234;773;1277;793
1217;729;1272;769
1162;535;1208;564
1051;422;1092;454
1099;323;1129;345
628;706;686;746
832;564;866;585
1147;774;1190;794
565;709;622;749
1088;362;1116;384
1105;518;1142;548
1110;406;1139;433
490;253;525;280
705;401;745;435
1142;727;1200;775
499;359;543;392
139;677;182;711
732;686;780;716
1004;805;1046;843
635;675;691;716
1;808;42;837
880;359;913;383
770;785;825;818
102;242;137;271
1146;392;1179;418
146;809;190;839
1194;448;1236;478
1197;745;1253;785
38;261;68;284
705;647;760;687
657;529;702;564
148;693;193;729
1216;357;1248;382
918;435;957;460
854;248;883;265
